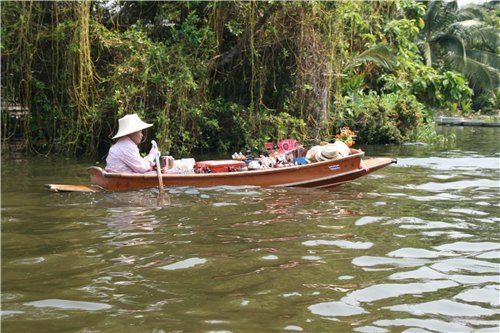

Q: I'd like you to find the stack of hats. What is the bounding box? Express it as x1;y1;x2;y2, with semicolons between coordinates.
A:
306;144;339;162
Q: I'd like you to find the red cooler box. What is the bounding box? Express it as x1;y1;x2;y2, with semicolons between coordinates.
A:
195;160;246;173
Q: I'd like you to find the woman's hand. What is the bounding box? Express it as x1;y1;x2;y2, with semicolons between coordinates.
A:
144;145;159;169
148;144;159;158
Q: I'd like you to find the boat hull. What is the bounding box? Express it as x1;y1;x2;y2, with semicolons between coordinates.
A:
86;150;395;191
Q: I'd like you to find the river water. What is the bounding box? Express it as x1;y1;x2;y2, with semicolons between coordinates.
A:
2;126;499;333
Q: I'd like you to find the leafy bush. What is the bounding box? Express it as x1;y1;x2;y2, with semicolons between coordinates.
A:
380;63;473;113
472;90;500;114
335;90;428;144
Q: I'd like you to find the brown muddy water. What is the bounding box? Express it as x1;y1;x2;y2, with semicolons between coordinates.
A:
1;126;499;333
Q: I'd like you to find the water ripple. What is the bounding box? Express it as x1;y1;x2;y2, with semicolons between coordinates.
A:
389;266;500;285
308;301;367;317
397;157;500;171
431;258;498;274
409;179;498;191
386;248;457;258
352;256;429;269
455;286;500;307
433;241;500;253
302;240;373;249
25;299;111;311
159;257;207;271
383;299;496;317
373;318;471;332
341;281;458;304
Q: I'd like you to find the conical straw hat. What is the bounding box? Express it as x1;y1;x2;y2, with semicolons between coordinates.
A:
112;114;153;139
320;144;339;159
333;140;351;157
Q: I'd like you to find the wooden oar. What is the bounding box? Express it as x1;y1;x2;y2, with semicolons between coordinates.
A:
151;140;170;206
45;184;102;193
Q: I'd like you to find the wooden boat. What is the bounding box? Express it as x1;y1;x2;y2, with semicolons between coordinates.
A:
45;149;396;192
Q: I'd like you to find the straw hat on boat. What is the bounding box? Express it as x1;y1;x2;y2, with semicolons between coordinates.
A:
306;145;321;161
321;144;339;159
315;144;339;161
112;113;153;139
333;140;350;157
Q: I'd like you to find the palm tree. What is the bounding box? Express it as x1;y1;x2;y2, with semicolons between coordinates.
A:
419;0;499;93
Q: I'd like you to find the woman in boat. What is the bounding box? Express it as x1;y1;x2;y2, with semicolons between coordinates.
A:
105;113;158;173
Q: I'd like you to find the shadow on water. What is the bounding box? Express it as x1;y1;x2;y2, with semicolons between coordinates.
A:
1;126;499;332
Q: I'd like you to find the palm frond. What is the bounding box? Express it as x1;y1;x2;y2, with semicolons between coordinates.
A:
423;0;458;38
465;58;499;92
441;1;459;28
423;1;444;35
466;27;500;52
467;49;500;70
448;55;500;92
345;44;397;72
432;33;466;65
457;7;487;21
449;19;483;31
445;0;458;13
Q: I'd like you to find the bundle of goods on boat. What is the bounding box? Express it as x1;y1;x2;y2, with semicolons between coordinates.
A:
159;138;354;174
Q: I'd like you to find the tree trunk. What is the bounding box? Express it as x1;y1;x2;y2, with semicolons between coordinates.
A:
295;6;331;142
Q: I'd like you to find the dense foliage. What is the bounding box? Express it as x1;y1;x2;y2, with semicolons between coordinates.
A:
1;1;498;156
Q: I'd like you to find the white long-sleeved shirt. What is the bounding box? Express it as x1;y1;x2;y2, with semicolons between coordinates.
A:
105;136;154;173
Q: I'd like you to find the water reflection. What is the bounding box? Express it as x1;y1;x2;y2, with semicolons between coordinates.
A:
25;299;111;311
384;299;496;317
159;257;207;271
103;206;161;232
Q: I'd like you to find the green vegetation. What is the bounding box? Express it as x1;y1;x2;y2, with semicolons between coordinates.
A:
419;0;499;112
1;1;498;156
